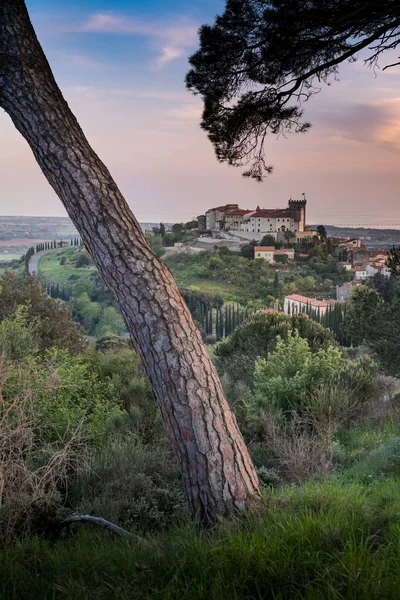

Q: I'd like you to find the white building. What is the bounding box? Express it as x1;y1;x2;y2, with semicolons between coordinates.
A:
353;265;368;281
205;198;308;241
205;204;239;230
284;294;340;316
254;246;275;263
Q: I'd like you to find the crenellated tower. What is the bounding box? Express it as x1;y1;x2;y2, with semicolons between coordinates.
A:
288;196;307;232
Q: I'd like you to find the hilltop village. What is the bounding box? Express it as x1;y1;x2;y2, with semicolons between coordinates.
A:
183;198;392;317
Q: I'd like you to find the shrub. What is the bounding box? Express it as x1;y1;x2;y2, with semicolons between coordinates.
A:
260;411;334;482
0;272;87;355
247;332;343;417
346;436;400;482
0;307;38;360
0;376;85;545
75;253;91;268
2;350;124;447
70;436;186;532
215;310;335;387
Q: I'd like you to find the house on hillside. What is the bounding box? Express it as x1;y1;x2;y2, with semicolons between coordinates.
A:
224;208;254;231
274;248;295;261
284;294;340;316
254;246;275;263
336;281;358;301
353;265;368;281
205;204;239;230
350;248;370;266
339;239;362;251
254;246;295;263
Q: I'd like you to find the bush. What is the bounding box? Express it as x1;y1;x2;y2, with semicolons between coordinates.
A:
346;436;400;482
0;272;87;355
215;310;335;387
70;436;186;532
0;375;85;546
260;411;333;482
247;332;343;417
75;253;92;268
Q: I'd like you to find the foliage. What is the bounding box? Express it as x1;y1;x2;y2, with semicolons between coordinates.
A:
370;272;396;303
342;285;400;375
5;477;400;598
187;0;400;178
72;291;125;337
146;234;165;257
0;307;39;360
386;246;400;278
260;234;275;246
342;286;384;346
0;379;85;546
71;436;186;532
215;310;335;386
248;332;343;416
0;272;87;355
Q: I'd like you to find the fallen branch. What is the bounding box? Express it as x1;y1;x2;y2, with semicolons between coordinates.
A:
60;514;149;548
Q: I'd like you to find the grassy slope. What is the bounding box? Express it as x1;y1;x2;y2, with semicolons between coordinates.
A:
37;247;241;301
38;248;95;283
1;477;400;599
1;417;400;599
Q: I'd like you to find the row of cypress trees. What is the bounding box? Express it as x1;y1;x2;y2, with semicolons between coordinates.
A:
287;300;349;344
45;282;71;301
203;303;255;340
24;246;35;274
34;237;81;253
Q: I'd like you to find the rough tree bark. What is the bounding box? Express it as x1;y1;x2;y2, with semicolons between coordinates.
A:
0;0;260;521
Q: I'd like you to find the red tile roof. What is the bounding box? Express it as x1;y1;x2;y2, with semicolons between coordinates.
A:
225;209;252;216
285;294;338;308
206;204;239;213
254;246;275;252
251;209;291;218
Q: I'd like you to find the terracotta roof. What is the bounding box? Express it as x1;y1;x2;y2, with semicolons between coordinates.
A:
251;209;291;218
285;294;338;308
274;248;294;255
370;250;388;257
206;204;239;213
225;209;252;216
354;265;366;271
254;246;275;252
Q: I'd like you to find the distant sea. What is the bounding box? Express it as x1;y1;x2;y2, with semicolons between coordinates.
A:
310;217;400;230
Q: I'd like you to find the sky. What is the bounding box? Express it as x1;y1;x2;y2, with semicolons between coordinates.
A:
1;0;400;226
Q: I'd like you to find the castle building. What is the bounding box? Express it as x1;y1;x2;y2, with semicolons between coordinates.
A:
205;197;308;241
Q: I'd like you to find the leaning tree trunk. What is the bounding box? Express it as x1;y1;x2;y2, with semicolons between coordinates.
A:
0;0;260;521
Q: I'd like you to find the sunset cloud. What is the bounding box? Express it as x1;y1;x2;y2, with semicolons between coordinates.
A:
321;100;400;152
81;13;198;68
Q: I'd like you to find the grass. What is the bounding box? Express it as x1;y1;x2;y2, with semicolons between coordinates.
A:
180;279;240;301
0;253;23;262
2;477;400;599
38;249;95;283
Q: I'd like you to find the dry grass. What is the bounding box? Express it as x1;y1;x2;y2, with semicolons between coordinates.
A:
0;358;86;545
260;411;333;483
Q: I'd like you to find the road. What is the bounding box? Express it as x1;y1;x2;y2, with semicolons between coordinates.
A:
28;248;56;276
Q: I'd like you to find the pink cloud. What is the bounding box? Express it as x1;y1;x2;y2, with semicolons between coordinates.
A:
81;13;198;68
